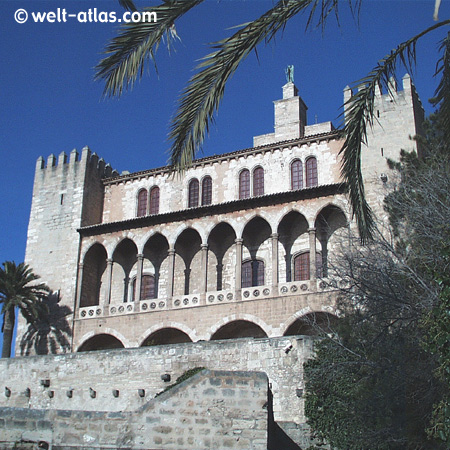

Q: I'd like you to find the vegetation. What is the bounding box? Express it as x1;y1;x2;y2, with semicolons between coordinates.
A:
96;0;449;242
0;261;49;358
303;106;450;448
155;366;205;397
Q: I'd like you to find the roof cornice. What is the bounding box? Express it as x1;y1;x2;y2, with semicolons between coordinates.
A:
103;129;342;186
78;183;346;237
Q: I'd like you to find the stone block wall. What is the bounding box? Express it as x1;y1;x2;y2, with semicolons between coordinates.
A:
1;337;311;425
0;370;268;450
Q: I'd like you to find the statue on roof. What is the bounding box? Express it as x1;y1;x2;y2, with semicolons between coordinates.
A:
285;65;294;83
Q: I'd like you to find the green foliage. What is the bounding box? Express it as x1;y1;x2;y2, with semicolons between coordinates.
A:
155;367;205;397
0;261;50;358
304;102;450;448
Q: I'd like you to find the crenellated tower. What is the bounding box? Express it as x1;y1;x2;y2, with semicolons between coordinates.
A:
16;146;117;354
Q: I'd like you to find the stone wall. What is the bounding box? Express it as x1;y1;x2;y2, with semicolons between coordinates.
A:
1;337;311;425
0;370;268;450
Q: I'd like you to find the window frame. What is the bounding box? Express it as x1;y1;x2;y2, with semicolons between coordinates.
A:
188;178;199;208
137;189;148;217
201;176;212;206
239;169;250;199
149;186;160;215
305;156;318;187
291;159;303;190
253;166;264;197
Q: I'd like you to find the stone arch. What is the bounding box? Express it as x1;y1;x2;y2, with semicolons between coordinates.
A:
137;228;170;254
77;332;126;352
141;328;193;346
283;312;338;337
315;204;348;277
138;322;197;346
277;211;309;282
80;243;107;307
210;320;268;341
174;228;202;295
241;216;272;287
208;314;271;341
207;222;237;291
110;238;138;304
142;232;170;299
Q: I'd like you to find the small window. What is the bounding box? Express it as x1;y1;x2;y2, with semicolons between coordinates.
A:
294;253;310;281
293;252;322;280
306;157;318;187
291;159;303;190
242;260;265;287
253;167;264;196
239;170;250;199
188;179;199;208
202;176;212;206
137;189;148;217
149;186;160;215
133;275;156;301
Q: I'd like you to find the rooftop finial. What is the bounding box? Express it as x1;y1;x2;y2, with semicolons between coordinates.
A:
285;65;294;83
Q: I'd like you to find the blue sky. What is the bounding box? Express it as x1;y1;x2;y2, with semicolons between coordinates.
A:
0;0;448;354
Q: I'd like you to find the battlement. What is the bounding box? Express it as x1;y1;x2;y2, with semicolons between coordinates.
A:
35;146;119;178
343;73;424;122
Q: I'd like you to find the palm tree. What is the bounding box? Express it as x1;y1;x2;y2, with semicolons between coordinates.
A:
95;0;450;242
0;261;49;358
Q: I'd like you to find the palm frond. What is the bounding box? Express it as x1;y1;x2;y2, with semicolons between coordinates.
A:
432;33;450;137
168;0;347;170
118;0;137;12
96;0;204;97
341;20;450;243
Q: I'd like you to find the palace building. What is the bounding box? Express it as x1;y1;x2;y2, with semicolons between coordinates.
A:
1;75;424;449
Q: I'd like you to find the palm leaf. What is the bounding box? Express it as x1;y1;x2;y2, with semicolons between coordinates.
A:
341;19;450;243
167;0;349;170
96;0;204;97
118;0;137;12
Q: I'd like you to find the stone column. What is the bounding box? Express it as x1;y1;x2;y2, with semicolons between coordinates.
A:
235;239;243;299
103;258;113;308
308;228;317;282
201;244;208;294
134;253;144;311
270;233;279;288
75;263;83;310
167;247;176;300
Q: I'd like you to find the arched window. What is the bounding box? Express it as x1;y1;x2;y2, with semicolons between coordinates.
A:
253;167;264;196
293;252;323;281
291;159;303;190
137;189;148;217
149;186;160;215
133;274;156;301
188;178;199;208
202;176;212;206
306;157;318;187
239;169;250;199
242;260;265;288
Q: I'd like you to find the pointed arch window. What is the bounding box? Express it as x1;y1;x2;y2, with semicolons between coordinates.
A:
291;159;303;190
293;252;323;281
133;274;156;301
202;176;212;205
253;167;264;196
149;186;160;215
242;260;265;288
137;189;148;217
306;157;318;187
188;178;199;208
239;169;250;199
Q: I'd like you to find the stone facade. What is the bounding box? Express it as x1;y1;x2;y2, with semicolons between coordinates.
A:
8;75;424;448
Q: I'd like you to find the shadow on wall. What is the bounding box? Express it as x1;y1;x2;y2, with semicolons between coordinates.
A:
19;291;72;355
267;389;303;450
